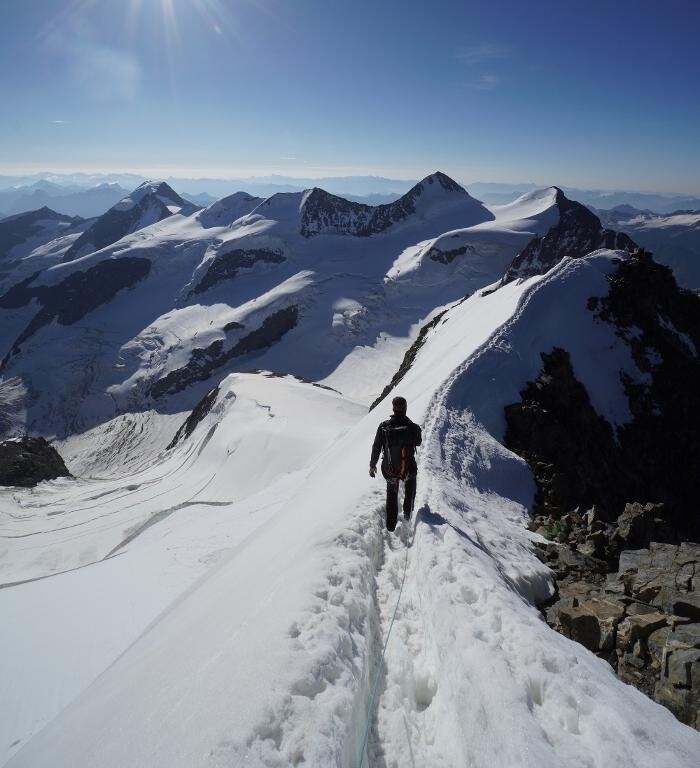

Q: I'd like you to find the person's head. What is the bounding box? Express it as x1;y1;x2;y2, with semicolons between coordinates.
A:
392;396;407;415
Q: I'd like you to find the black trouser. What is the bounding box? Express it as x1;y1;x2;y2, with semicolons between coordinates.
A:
385;474;417;532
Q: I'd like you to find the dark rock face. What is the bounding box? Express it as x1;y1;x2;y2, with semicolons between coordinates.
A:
300;172;492;238
193;248;285;294
62;183;190;263
152;305;299;397
370;309;449;410
502;189;637;283
0;207;80;260
592;252;700;536
0;436;71;487
0;257;151;364
504;252;700;538
167;385;221;449
428;244;474;264
300;189;374;238
504;347;624;520
540;540;700;729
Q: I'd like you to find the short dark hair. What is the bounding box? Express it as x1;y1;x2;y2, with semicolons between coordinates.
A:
392;396;407;414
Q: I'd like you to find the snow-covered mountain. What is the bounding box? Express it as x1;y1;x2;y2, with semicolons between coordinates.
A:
0;173;555;437
61;181;199;263
0;207;82;262
501;188;637;283
2;172;700;767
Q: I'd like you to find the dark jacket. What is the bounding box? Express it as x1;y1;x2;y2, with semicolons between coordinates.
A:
370;413;422;479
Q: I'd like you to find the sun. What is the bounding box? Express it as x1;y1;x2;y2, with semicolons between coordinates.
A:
126;0;248;46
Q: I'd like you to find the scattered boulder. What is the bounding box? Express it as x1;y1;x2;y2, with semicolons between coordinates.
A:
616;502;659;549
540;539;700;729
616;612;668;652
0;436;71;487
559;599;625;652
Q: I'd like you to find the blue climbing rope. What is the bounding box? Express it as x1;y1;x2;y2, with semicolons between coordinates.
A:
356;524;413;768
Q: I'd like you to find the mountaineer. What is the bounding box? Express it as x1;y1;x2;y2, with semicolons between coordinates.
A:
369;396;422;531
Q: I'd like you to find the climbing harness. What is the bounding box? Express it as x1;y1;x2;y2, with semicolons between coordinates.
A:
356;523;413;768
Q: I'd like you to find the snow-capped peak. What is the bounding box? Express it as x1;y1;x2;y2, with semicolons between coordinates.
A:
197;191;263;228
409;170;467;196
113;181;186;212
490;186;561;223
60;182;198;263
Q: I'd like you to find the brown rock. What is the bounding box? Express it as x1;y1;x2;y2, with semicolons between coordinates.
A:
655;680;691;722
617;502;657;549
672;594;700;622
617;612;668;652
648;626;671;667
667;648;700;688
666;623;700;651
560;599;625;652
626;601;659;616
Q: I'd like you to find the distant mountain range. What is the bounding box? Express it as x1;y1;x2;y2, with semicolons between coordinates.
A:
1;174;699;218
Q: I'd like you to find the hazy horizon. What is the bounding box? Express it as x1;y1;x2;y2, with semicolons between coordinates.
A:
2;169;700;199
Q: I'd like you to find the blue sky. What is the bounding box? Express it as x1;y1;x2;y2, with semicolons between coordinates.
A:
1;0;699;192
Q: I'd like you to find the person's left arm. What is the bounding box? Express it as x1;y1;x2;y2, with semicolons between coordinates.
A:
369;425;383;475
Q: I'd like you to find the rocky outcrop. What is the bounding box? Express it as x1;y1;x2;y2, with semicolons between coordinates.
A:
0;257;152;364
167;385;221;449
501;189;637;283
0;436;71;486
428;243;474;264
540;539;700;729
504;252;700;538
152;305;299;397
193;248;285;294
504;347;624;521
300;172;492;238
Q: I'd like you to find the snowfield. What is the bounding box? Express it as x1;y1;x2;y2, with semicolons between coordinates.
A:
2;250;699;767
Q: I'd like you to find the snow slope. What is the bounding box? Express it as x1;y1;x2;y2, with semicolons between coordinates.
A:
0;373;364;764
2;250;699;767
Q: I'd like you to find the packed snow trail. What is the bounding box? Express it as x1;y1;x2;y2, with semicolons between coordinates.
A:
356;517;412;768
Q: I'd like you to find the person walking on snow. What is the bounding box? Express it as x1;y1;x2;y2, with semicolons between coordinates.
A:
369;396;422;532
